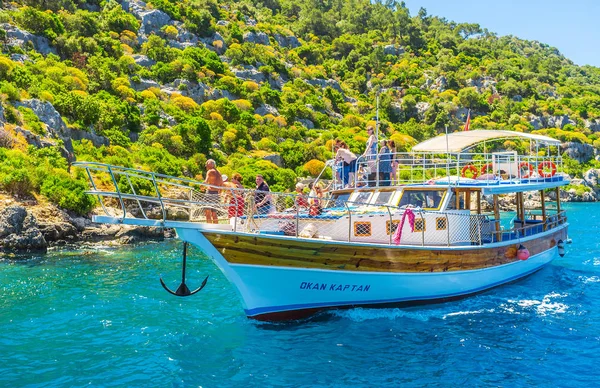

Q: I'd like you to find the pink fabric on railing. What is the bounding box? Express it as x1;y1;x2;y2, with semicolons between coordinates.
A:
393;208;415;245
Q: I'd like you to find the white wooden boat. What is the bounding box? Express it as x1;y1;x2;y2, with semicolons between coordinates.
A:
76;130;569;321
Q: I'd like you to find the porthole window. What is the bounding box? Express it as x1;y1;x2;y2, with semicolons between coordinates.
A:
436;217;447;230
386;220;400;235
414;218;425;232
354;222;372;237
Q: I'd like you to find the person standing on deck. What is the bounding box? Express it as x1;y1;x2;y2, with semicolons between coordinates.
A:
379;140;392;186
363;126;377;159
363;126;378;186
254;174;273;214
335;142;357;188
204;159;223;224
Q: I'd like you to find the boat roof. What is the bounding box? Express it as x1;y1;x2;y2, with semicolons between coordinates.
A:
411;129;561;153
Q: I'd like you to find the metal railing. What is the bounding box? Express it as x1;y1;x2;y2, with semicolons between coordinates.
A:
327;151;564;189
75;162;567;248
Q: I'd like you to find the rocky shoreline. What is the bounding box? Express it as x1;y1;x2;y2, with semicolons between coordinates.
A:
0;199;174;256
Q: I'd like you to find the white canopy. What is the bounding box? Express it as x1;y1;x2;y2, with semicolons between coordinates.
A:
411;129;561;153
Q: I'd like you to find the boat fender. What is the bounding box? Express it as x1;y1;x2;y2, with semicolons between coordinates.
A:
461;164;478;178
538;161;557;178
517;244;530;261
519;162;534;178
557;239;565;257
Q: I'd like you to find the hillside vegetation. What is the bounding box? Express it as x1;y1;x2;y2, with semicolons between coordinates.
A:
1;0;600;213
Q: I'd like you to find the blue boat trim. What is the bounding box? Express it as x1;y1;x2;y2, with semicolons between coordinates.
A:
244;263;547;317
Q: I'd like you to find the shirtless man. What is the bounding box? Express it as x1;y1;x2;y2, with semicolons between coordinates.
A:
204;159;223;224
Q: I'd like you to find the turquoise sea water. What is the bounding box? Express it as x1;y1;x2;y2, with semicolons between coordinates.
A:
1;203;599;387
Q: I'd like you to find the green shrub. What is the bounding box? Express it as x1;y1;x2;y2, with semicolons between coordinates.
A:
40;171;95;215
1;168;34;197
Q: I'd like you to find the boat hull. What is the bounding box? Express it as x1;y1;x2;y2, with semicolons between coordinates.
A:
176;226;567;321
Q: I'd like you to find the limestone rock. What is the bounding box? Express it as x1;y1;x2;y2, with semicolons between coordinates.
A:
415;102;431;120
263;153;283;167
14;127;55;149
0;23;56;56
583;169;600;187
70;128;110;148
585;119;600;133
0;206;47;253
432;76;447;92
119;0;147;19
132;54;155;67
466;76;497;94
529;115;544;130
546;115;575;129
274;34;301;49
14;99;73;155
38;222;78;242
131;78;160;91
255;104;279;116
562;142;594;164
10;54;31;63
15;99;67;135
383;44;405;56
231;66;266;83
209;88;237;101
298;118;315;129
243;31;270;45
166;79;210;104
139;9;171;35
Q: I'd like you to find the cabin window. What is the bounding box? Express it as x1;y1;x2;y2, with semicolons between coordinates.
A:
398;189;445;210
352;191;372;205
436;217;447;230
386;220;400;235
414;218;425;232
330;193;350;208
354;222;372;237
373;191;394;205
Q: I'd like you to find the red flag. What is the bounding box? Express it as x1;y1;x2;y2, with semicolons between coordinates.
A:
463;110;471;131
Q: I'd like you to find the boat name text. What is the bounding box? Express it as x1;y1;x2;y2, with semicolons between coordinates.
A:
299;282;370;292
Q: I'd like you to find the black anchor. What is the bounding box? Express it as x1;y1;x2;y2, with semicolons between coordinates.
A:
160;242;208;296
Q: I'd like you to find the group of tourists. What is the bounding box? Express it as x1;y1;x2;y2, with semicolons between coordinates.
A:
201;125;398;223
202;159;272;223
334;126;398;188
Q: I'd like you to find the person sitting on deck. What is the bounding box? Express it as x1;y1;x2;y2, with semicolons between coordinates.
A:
254;174;273;214
294;183;309;209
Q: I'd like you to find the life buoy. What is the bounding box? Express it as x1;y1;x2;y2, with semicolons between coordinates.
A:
538;161;557;178
519;162;534;178
480;163;493;175
461;164;478;178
